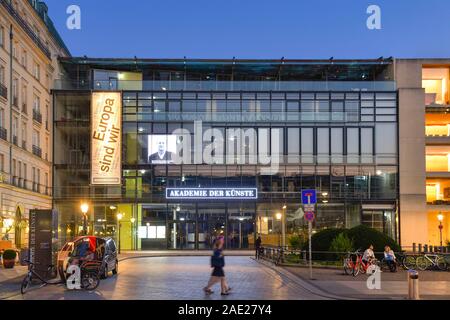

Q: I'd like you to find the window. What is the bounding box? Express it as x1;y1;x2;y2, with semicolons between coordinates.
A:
33;94;40;112
317;128;330;163
21;122;26;147
45;172;48;194
23;163;27;188
21;49;27;68
22;85;27;112
33;62;40;80
0;108;4;128
301;128;314;163
12;78;19;106
0;25;4;48
0;65;4;85
37;168;41;192
12;117;18;139
32;129;40;147
0;154;4;172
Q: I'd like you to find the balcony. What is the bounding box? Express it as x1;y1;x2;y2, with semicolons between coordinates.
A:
0;127;7;141
32;145;42;158
33;110;42;124
0;83;7;99
0;0;51;59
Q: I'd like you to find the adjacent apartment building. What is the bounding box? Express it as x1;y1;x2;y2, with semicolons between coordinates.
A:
0;0;69;248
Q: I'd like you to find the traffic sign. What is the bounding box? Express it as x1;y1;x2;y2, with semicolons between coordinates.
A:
303;204;315;212
302;189;317;205
304;211;315;222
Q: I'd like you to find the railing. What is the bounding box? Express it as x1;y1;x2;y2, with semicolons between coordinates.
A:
54;80;397;92
33;109;42;123
0;83;7;99
32;145;42;158
0;0;51;59
0;127;7;141
411;243;450;254
0;171;51;195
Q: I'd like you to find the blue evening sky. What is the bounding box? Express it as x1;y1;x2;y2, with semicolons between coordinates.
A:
44;0;450;59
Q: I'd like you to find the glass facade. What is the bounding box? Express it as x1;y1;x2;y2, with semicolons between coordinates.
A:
53;59;399;250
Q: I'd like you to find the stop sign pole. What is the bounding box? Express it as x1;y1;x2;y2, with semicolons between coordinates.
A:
302;190;316;280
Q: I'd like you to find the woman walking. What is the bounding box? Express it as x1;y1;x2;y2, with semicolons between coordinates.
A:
203;236;231;295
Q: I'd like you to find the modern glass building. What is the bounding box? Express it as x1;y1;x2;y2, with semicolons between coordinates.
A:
52;58;399;250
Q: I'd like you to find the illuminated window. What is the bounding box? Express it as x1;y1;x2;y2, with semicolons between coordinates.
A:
423;68;449;105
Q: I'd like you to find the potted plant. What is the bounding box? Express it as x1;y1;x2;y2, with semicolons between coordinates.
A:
2;249;17;269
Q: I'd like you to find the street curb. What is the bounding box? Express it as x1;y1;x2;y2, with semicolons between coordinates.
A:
252;258;351;300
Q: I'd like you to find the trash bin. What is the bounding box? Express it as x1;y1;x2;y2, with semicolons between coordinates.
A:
407;270;420;300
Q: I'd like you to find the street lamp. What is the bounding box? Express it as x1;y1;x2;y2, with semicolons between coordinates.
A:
117;213;124;254
80;203;89;235
130;217;136;251
438;213;444;247
276;213;282;247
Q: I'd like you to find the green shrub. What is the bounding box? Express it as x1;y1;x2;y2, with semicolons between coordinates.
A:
288;234;303;249
302;228;344;261
329;233;354;260
2;249;17;260
344;225;401;258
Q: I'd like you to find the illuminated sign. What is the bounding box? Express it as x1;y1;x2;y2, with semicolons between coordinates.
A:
91;92;122;185
166;188;258;200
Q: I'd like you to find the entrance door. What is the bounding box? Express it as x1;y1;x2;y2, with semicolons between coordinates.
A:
197;203;226;250
227;217;254;249
168;221;196;249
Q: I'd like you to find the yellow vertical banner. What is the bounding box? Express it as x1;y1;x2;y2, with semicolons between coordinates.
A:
91;92;122;185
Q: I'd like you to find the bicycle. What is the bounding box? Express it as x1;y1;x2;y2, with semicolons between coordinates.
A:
355;254;379;276
21;260;62;295
416;253;448;271
396;252;417;270
343;251;358;275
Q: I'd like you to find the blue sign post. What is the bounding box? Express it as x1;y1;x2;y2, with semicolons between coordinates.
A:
302;189;317;205
301;189;317;280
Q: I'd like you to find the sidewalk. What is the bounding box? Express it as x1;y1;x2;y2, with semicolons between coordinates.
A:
282;265;450;300
0;265;28;283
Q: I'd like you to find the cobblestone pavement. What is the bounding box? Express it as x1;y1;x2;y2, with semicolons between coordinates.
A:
3;257;330;300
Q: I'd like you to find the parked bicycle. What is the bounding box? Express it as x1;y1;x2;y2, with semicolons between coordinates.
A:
379;252;417;272
21;260;62;295
344;250;378;276
416;253;448;271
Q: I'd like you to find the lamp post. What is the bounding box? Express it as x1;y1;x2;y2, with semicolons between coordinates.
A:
438;213;444;247
130;217;136;250
282;205;287;248
276;212;282;247
80;203;89;236
117;213;123;254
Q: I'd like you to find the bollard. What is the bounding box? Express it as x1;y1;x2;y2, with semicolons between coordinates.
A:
412;243;416;253
424;244;428;253
418;243;422;253
407;270;420;300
